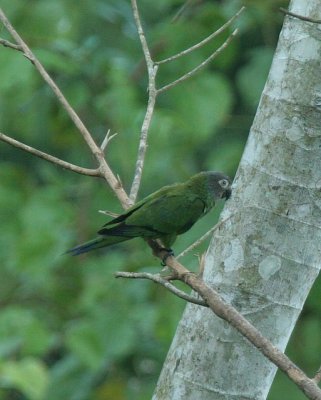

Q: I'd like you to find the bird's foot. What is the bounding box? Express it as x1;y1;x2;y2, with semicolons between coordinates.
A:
160;248;174;266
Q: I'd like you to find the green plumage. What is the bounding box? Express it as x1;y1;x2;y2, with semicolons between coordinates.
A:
67;171;231;256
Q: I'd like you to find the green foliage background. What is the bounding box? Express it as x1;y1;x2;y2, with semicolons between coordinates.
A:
0;1;320;399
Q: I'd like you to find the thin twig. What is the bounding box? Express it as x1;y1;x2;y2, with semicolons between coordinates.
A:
157;7;245;65
0;132;101;177
198;253;206;278
280;7;321;24
0;8;129;208
115;271;208;307
129;0;159;203
98;210;119;218
129;68;158;203
116;174;124;190
157;28;238;94
177;215;232;259
130;0;153;67
171;0;195;23
0;37;23;51
100;129;118;152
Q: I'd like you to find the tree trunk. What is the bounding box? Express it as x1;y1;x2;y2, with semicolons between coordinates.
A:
153;0;321;399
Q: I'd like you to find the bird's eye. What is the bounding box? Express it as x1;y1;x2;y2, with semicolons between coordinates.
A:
219;179;229;188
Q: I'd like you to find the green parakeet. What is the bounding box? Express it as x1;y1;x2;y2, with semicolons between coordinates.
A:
67;171;231;256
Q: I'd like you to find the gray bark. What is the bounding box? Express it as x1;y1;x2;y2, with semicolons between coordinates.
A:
153;0;321;399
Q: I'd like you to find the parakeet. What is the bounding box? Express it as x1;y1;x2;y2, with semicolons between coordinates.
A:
67;171;231;256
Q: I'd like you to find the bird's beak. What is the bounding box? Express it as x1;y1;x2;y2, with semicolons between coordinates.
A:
222;188;232;200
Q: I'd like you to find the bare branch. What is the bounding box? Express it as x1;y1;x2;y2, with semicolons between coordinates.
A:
0;132;101;177
177;215;232;259
130;0;153;67
0;37;23;51
157;7;245;65
157;29;238;94
146;242;321;400
280;7;321;24
129;67;158;203
129;0;159;203
115;271;208;307
0;7;130;208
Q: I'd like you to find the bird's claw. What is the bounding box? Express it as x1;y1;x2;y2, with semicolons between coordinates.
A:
161;248;174;266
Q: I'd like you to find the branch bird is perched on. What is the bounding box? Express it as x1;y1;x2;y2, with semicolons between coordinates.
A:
67;171;232;256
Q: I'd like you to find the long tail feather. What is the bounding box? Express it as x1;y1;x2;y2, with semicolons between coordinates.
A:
66;235;131;256
66;237;106;256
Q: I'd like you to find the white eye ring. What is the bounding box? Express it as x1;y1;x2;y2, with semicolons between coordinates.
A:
219;179;229;188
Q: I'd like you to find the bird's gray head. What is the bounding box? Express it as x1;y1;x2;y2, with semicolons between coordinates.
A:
204;171;232;200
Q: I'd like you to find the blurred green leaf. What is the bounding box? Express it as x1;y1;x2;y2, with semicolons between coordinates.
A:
164;73;233;141
205;139;244;173
45;356;96;400
0;358;49;400
35;49;79;75
0;307;52;357
0;51;34;92
66;311;138;370
65;321;106;370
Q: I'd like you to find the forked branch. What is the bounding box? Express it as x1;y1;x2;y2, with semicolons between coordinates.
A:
156;6;245;65
0;38;23;51
129;0;158;203
0;132;101;177
0;5;241;206
0;7;129;208
115;271;208;307
128;1;242;202
157;28;238;94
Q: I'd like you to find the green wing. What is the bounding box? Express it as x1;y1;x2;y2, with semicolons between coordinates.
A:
98;184;206;239
124;191;206;235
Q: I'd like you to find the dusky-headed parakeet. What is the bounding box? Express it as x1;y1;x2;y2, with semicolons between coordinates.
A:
67;171;231;256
